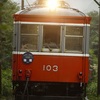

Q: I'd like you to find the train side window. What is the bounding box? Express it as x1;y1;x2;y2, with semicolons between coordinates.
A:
42;25;60;52
20;24;39;51
65;26;83;53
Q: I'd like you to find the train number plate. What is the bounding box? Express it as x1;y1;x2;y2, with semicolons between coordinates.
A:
43;65;58;72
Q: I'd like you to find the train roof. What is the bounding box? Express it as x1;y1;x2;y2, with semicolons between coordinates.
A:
14;0;91;24
16;7;86;17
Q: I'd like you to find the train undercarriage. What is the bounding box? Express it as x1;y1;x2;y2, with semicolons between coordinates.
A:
13;81;86;100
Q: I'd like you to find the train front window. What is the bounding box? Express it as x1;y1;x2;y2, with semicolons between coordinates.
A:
20;24;39;51
65;26;83;53
42;25;60;52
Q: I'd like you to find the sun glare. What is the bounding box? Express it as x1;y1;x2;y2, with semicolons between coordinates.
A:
46;0;59;10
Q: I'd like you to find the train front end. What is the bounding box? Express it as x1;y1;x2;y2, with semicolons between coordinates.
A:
12;0;91;100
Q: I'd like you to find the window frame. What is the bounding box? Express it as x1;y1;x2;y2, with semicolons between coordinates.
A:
63;26;84;53
20;24;39;52
14;22;89;54
42;25;61;52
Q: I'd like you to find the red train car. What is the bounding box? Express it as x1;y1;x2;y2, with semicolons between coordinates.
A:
12;0;91;100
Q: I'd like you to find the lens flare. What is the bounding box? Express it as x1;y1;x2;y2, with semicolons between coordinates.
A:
46;0;59;10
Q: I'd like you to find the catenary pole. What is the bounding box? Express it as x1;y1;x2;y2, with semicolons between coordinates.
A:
21;0;24;10
94;0;100;96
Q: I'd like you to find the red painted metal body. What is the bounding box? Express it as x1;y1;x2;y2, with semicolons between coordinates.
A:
12;53;89;83
14;14;91;24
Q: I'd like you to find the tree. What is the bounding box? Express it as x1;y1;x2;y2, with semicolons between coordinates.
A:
0;0;8;95
0;0;19;68
0;0;19;97
88;11;99;65
86;10;100;99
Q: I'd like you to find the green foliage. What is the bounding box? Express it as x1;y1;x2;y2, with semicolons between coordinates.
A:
89;49;98;66
2;68;12;96
87;68;100;100
0;0;19;68
0;0;19;98
87;11;99;66
87;68;97;94
0;0;7;7
87;11;100;99
88;11;99;49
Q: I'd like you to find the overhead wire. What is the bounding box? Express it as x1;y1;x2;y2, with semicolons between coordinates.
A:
83;1;95;12
25;0;31;7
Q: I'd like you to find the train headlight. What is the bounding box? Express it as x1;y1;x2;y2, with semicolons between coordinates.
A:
46;0;59;10
23;52;33;64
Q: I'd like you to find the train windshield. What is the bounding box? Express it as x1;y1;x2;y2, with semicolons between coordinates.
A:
42;25;60;52
20;24;84;53
20;24;39;51
65;26;83;53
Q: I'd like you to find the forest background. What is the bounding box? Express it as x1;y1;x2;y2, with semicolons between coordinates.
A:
0;0;100;99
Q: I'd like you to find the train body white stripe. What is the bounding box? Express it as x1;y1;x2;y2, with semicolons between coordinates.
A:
12;51;89;57
14;21;90;26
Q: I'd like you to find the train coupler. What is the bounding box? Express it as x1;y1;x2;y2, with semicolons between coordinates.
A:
25;69;32;78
